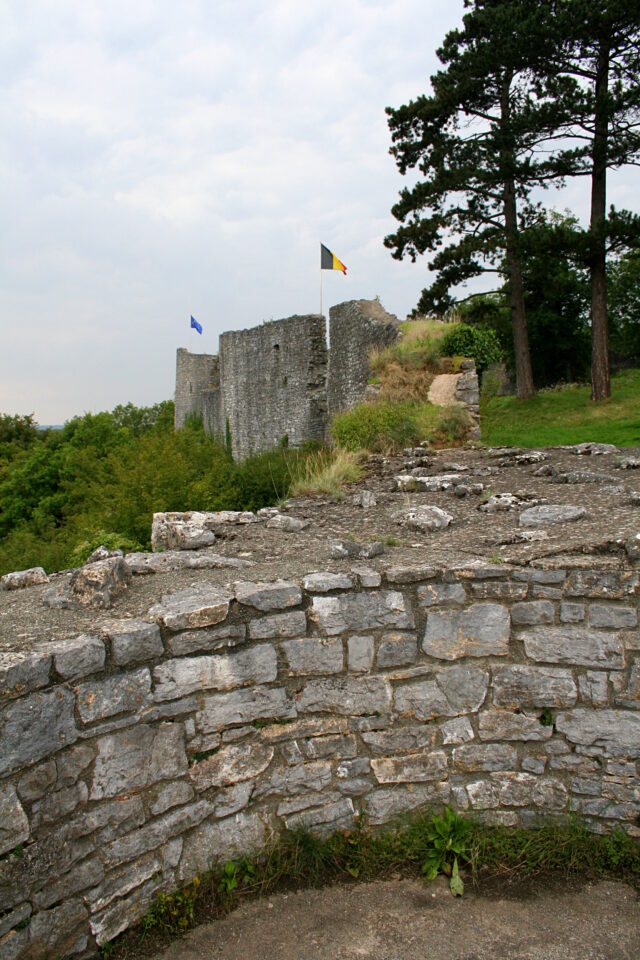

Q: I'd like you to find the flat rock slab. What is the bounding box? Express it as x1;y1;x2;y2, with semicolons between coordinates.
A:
150;877;640;960
519;504;587;527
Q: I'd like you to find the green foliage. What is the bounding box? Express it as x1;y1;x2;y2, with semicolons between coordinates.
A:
141;876;200;936
69;530;143;568
481;368;640;447
422;806;472;896
439;324;504;379
609;251;640;366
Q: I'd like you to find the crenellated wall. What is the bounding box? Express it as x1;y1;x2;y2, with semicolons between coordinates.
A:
1;559;638;956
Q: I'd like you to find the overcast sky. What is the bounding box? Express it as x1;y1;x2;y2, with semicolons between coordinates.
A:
1;1;638;424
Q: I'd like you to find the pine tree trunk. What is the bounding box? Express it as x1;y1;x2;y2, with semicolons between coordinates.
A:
500;76;535;400
589;36;610;401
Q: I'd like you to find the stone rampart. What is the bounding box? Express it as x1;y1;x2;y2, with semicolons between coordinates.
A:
1;560;639;956
174;349;220;431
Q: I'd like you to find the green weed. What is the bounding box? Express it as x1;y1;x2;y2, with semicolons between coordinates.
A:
422;806;472;896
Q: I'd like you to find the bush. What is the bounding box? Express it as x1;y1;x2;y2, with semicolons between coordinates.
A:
331;401;423;453
439;324;504;378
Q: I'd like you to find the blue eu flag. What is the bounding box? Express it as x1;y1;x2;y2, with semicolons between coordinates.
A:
190;315;202;335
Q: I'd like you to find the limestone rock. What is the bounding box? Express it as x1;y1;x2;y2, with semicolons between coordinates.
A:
153;645;277;701
519;504;587;527
366;782;450;825
521;626;625;670
394;665;488;720
395;505;453;532
572;442;618;456
329;539;384;560
0;649;52;700
282;637;343;675
126;549;252;574
478;709;553;741
196;686;296;733
151;510;256;551
46;634;106;680
395;473;463;492
90;722;188;799
104;620;163;665
1;567;49;590
266;514;309;532
298;677;392;716
248;611;307;639
234;579;302;611
178;812;267;881
150;584;233;630
190;742;274;791
422;603;510;660
555;708;640;756
371;751;447;784
0;784;29;856
492;665;577;709
352;490;377;508
75;669;152;723
0;687;78;777
618;457;640;469
44;557;131;609
478;493;521;513
302;572;354;592
417;582;467;607
309;590;414;635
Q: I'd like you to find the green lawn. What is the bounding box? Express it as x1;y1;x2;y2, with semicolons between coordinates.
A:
481;368;640;447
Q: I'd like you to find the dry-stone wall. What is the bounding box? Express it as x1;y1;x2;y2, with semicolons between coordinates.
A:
174;349;220;432
1;561;639;956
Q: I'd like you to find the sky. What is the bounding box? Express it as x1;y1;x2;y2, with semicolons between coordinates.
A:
1;1;638;424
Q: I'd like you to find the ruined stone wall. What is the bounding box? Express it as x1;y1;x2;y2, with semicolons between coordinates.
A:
174;349;221;430
218;315;327;460
1;560;639;956
327;299;400;418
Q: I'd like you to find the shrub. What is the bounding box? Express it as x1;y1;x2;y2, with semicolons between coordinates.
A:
439;324;504;378
331;401;423;453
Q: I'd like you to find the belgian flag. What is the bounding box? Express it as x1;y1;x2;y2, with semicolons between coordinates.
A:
321;243;347;275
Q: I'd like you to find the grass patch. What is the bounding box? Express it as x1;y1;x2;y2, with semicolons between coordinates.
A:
289;448;364;498
481;368;640;447
101;812;640;958
331;400;472;453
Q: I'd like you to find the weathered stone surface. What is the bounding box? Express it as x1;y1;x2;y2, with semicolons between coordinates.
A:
452;743;518;772
151;511;219;551
555;709;640;756
310;591;414;636
417;582;467;607
385;565;441;584
0;903;31;940
303;572;354;593
470;581;528;601
352;490;377;508
126;549;252;575
150;584;233;630
589;604;637;629
0;649;52;700
299;733;357;760
351;566;382;588
560;602;585;623
511;601;554;625
190;743;274;791
1;566;49;590
519;505;587;527
266;514;309;533
478;709;553;741
347;635;374;672
395;473;462;492
521;626;625;670
31;781;88;829
150;780;194;817
0;785;29;857
361;726;437;755
197;686;296;732
91;722;188;799
34;854;104;911
0;687;78;777
259;716;347;743
618;457;640;469
104;799;213;868
255;761;332;799
395;505;453;532
85;850;161;915
298;677;392;715
153;645;277;701
376;631;418;668
76;668;152;723
422;603;510;660
52;742;94;789
335;758;372;797
90;874;163;945
178;812;267;881
366;782;450;825
371;751;447;784
167;623;247;657
572;442;618;456
16;760;57;803
284;797;355;836
248;611;307;639
478;493;521;513
492;665;578;709
282;637;343;675
69;795;145;845
466;779;500;809
578;671;609;707
46;634;106;680
234;579;302;611
105;620;163;665
328;539;384;560
27;900;88;957
565;569;638;599
60;557;131;609
496;773;568;809
395;665;488;720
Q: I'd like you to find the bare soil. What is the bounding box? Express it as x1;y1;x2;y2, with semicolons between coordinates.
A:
2;443;639;652
152;876;639;960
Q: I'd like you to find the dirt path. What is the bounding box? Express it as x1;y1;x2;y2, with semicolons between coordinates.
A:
154;877;639;960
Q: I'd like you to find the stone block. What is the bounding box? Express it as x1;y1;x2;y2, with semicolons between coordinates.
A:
0;785;29;857
565;570;638;599
66;557;131;609
150;584;233;630
254;761;332;798
452;743;517;772
496;773;568;809
0;687;78;777
0;904;31;940
1;566;48;590
178;812;267;881
153;645;277;701
85;851;160;915
371;751;448;784
422;603;510;660
27;900;88;958
511;601;554;625
395;665;488;720
190;742;274;791
376;631;418;668
266;514;309;533
75;668;152;723
492;665;577;709
347;635;374;672
196;686;296;733
578;671;609;707
47;634;106;680
519;505;587;527
259;716;347;743
303;572;354;592
299;734;357;760
234;579;302;611
386;565;442;584
417;582;467;608
150;781;195;816
560;602;585;623
282;637;343;675
298;677;392;716
366;782;450;825
0;649;52;700
17;760;57;802
466;779;500;809
361;726;438;755
329;539;383;560
555;709;640;757
521;626;625;670
31;781;88;829
104;799;213;868
395;505;453;532
248;611;307;639
309;591;414;636
351;566;382;588
470;581;528;601
105;620;163;665
284;798;356;836
56;743;95;787
478;709;553;741
589;604;638;629
167;623;247;656
90;722;188;799
34;855;104;911
441;716;474;744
